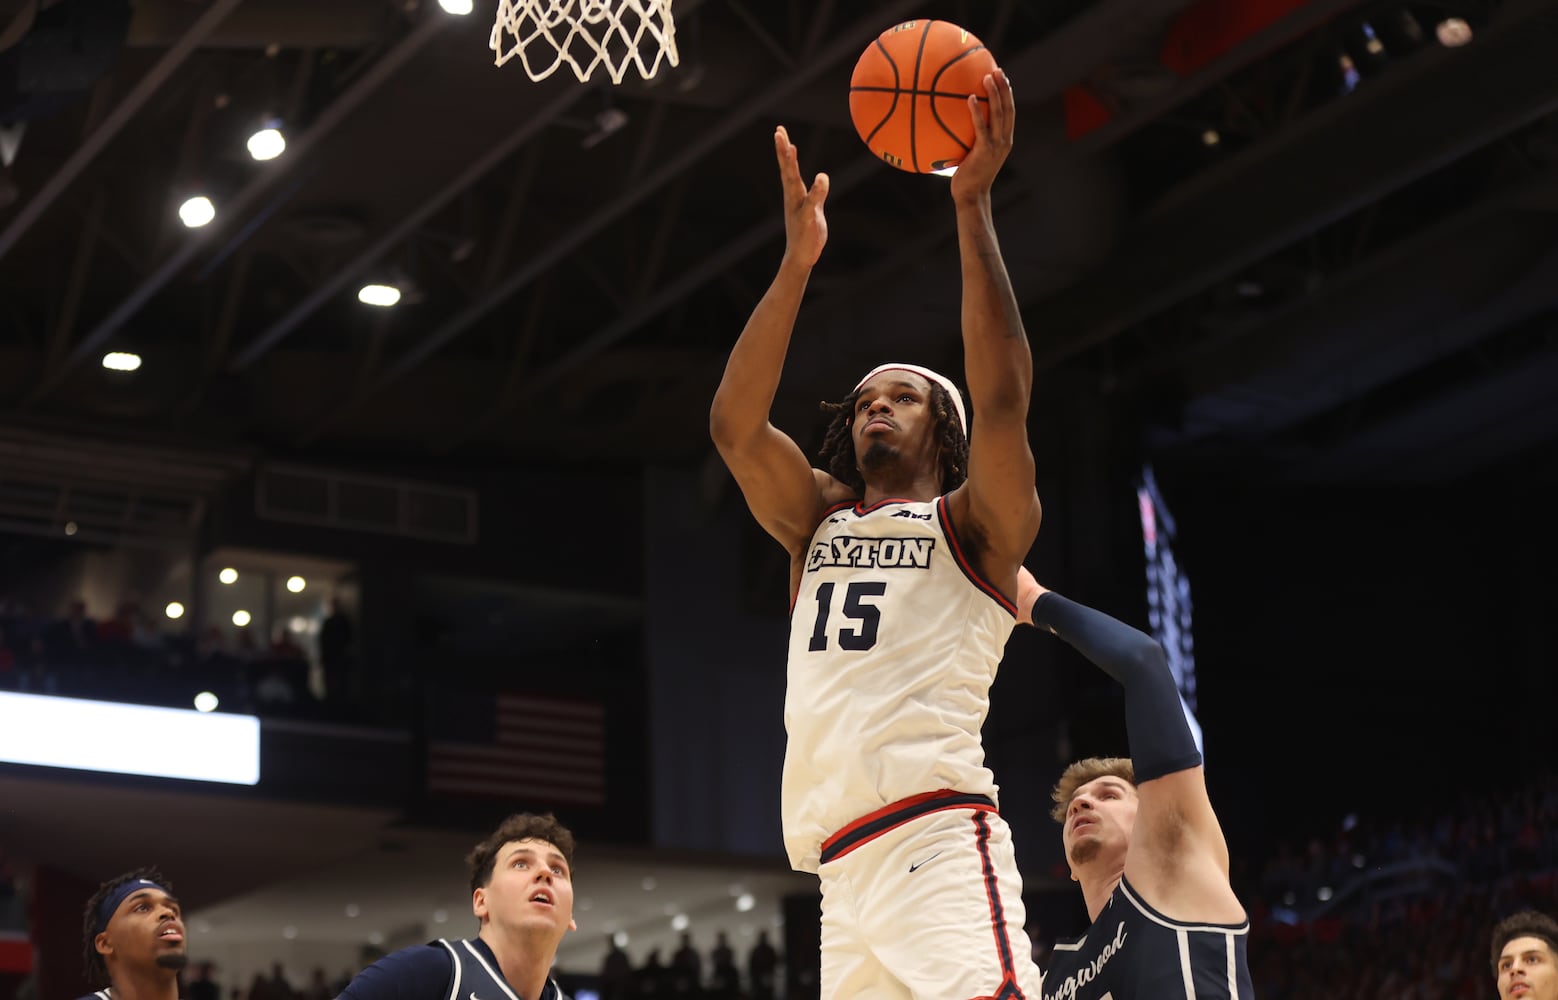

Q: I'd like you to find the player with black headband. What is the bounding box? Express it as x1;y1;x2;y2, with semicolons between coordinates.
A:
79;868;187;1000
1017;578;1253;1000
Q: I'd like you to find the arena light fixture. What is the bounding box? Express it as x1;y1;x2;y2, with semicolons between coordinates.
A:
438;0;474;13
219;567;239;584
193;691;219;713
358;283;401;307
102;351;142;372
735;893;755;912
178;195;216;228
1437;17;1472;46
670;913;689;931
232;609;251;627
246;126;286;161
286;575;306;593
165;601;186;620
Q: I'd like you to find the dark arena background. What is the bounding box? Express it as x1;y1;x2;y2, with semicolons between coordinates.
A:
2;0;1557;998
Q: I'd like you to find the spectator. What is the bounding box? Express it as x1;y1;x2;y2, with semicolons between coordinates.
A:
320;597;355;709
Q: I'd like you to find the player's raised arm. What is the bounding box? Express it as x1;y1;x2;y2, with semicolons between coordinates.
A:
946;70;1040;568
1026;588;1237;900
710;126;835;556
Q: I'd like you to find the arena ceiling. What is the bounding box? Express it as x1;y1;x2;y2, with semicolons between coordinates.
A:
0;0;1555;497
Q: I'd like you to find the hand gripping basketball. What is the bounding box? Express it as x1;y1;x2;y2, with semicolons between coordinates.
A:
949;69;1014;204
775;125;830;269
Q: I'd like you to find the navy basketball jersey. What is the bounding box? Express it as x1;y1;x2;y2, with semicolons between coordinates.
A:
1042;879;1252;1000
436;938;568;1000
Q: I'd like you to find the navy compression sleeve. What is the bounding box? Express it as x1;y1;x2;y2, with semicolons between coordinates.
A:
337;943;451;1000
1031;591;1203;782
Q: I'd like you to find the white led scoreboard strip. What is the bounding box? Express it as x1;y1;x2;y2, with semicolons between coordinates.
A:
0;691;260;785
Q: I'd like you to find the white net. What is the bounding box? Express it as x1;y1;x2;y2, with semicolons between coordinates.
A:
490;0;679;85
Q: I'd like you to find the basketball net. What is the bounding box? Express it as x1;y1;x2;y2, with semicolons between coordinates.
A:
490;0;679;85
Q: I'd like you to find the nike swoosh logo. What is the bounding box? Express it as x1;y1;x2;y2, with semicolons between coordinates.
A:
908;851;942;873
471;993;488;1000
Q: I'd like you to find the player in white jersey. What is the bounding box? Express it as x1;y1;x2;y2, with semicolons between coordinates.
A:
711;67;1044;1000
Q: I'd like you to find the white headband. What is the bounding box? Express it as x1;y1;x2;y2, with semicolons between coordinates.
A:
854;363;967;435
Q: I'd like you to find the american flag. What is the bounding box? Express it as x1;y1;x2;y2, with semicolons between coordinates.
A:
427;693;606;806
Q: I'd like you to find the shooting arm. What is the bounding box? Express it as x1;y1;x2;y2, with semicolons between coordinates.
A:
709;128;833;553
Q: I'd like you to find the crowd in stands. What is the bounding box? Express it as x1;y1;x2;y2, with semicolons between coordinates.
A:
593;930;782;1000
0;596;353;719
1241;772;1558;998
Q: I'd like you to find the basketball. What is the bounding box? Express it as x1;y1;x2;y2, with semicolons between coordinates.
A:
849;20;997;174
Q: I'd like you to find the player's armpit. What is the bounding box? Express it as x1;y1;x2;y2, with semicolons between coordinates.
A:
1126;766;1244;923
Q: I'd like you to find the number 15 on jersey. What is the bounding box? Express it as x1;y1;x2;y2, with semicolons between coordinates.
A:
807;581;886;652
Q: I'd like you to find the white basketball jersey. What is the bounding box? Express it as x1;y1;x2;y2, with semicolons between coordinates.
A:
781;495;1017;872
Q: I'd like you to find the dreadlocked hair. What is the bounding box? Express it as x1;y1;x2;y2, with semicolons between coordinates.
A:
817;382;969;496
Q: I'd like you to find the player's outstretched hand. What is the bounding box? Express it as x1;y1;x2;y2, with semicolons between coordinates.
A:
950;69;1014;204
775;125;829;269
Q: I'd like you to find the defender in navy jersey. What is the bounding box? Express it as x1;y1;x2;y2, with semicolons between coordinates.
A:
1020;582;1253;1000
77;867;187;1000
712;69;1045;1000
340;813;575;1000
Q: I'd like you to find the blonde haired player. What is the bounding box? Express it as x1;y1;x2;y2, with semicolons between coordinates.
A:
1017;578;1252;1000
710;68;1044;1000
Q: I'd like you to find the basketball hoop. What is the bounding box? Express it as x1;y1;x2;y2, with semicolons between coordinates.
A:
491;0;679;85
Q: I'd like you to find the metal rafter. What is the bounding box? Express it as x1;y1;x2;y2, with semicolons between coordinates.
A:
227;88;580;371
1031;0;1558;372
302;0;926;440
23;14;450;404
0;0;244;262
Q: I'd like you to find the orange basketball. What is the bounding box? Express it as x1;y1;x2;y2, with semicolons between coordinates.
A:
849;20;997;174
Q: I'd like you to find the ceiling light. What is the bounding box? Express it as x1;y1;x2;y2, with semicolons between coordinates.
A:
1200;129;1220;147
247;127;286;161
358;283;401;307
438;0;474;12
178;195;215;228
165;602;186;620
613;931;629;947
367;931;385;946
1436;18;1472;47
640;877;656;891
345;904;361;918
735;893;755;912
289;615;309;633
193;691;219;713
282;926;298;940
102;351;142;372
63;521;78;536
286;575;306;593
670;913;689;931
232;610;251;627
219;567;239;584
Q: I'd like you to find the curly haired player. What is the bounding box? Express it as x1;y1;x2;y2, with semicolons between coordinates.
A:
711;67;1044;1000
